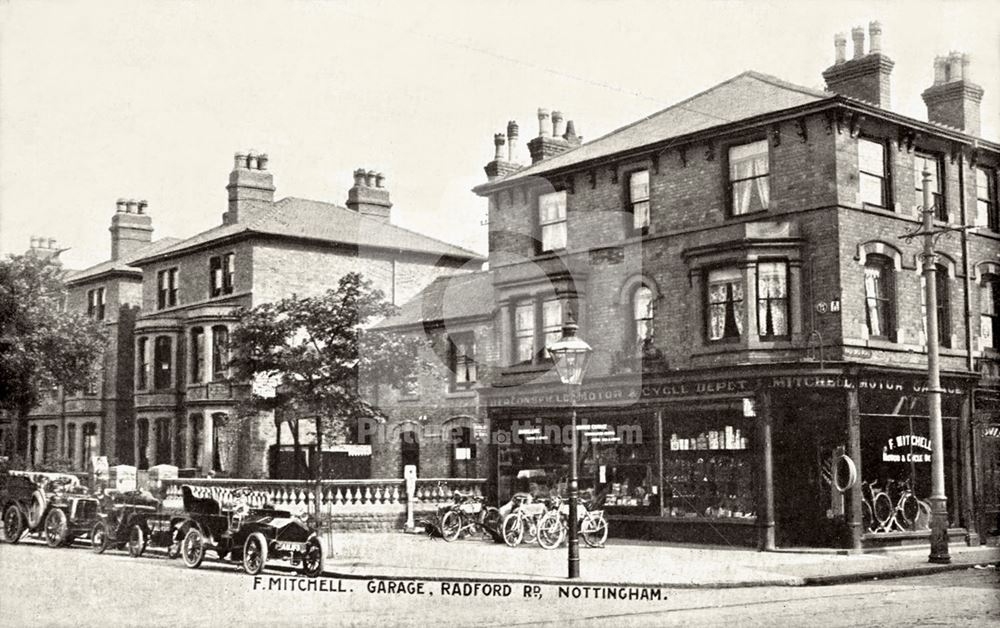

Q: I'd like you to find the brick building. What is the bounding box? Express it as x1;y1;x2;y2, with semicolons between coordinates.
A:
470;23;1000;549
371;270;495;480
127;152;483;478
20;219;181;471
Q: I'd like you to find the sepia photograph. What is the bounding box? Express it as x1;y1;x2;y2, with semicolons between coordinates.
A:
1;1;999;626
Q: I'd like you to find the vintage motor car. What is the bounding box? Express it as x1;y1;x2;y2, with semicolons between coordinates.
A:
2;470;100;547
177;486;324;577
90;489;183;557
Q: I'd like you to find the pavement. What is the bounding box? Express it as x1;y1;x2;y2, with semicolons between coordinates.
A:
322;531;1000;589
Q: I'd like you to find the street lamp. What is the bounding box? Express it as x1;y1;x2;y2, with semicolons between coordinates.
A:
900;167;969;564
547;322;593;579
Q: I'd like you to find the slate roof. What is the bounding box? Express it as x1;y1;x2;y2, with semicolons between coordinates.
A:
134;197;484;264
375;270;494;329
65;237;183;285
480;71;833;187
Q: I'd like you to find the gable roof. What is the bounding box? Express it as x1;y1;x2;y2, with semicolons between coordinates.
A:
133;197;484;265
375;270;494;330
477;71;832;189
65;237;183;285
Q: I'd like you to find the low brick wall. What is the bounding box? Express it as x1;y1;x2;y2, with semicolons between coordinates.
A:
325;506;439;533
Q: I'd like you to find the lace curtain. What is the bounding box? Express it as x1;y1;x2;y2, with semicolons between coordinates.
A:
865;266;885;337
729;141;770;214
708;268;743;340
757;263;787;337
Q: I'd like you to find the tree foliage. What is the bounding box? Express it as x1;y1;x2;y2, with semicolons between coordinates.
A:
0;254;106;448
230;272;423;449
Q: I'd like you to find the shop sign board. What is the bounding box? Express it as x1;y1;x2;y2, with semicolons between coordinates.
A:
487;373;968;407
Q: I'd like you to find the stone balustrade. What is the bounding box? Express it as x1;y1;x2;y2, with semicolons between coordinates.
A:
161;477;487;519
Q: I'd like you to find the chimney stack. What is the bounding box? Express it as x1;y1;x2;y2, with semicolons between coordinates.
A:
110;197;153;260
822;22;895;109
527;106;574;164
922;51;984;136
346;167;392;222
484;122;523;181
224;149;276;224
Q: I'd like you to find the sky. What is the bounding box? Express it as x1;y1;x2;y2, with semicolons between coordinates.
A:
1;0;998;271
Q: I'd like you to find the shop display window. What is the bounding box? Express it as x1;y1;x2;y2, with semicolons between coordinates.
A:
662;417;756;520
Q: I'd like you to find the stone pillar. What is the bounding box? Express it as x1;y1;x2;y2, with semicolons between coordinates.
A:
185;415;195;469
847;388;864;552
146;419;158;467
170;334;179;389
169;416;178;466
756;390;776;551
203;412;215;475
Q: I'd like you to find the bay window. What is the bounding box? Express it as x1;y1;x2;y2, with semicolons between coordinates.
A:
212;326;229;380
136;337;149;390
153;336;173;390
514;302;535;364
707;267;744;341
728;140;770;215
538;191;567;252
191;327;205;383
756;262;789;339
541;299;563;357
510;298;564;365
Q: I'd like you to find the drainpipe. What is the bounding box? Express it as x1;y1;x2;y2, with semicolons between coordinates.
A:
958;150;979;544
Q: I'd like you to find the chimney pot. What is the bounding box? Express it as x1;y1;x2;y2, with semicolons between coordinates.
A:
116;198;127;213
365;170;377;187
126;199;137;214
947;51;963;81
933;55;947;85
834;32;847;64
353;168;367;187
375;172;385;188
851;26;865;59
137;200;148;214
257;153;269;170
868;21;882;53
247;151;259;170
551;110;565;137
537;108;551;138
29;236;37;248
48;238;56;249
506;120;519;163
493;132;506;160
961;53;972;82
234;153;247;170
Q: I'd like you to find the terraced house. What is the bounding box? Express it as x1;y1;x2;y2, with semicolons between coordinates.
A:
128;152;483;479
471;23;1000;550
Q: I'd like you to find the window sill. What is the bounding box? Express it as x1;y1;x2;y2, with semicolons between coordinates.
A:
726;208;769;220
445;389;477;399
501;363;552;376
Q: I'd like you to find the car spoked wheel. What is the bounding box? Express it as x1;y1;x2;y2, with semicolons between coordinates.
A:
242;532;268;576
91;521;109;554
128;524;147;558
300;538;323;578
181;528;206;569
27;490;47;529
44;508;68;548
4;505;25;544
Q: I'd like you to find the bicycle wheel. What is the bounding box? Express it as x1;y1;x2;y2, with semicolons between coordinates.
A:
523;516;538;545
581;513;608;548
861;500;876;533
481;507;501;537
500;513;523;547
898;494;920;530
872;492;893;531
440;510;462;542
536;511;564;550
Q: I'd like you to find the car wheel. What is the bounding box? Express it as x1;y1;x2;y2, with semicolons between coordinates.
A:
181;528;206;569
300;537;323;578
91;521;110;554
440;510;462;542
44;508;68;548
127;524;146;558
500;513;523;548
27;490;47;529
242;532;268;576
4;505;25;544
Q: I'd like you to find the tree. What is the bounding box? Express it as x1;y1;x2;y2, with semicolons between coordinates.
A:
0;254;106;459
230;272;423;486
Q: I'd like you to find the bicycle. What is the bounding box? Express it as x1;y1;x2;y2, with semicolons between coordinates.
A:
535;495;608;550
883;478;929;532
439;491;501;542
498;494;547;547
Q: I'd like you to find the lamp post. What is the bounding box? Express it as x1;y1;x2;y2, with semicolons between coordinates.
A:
547;322;593;579
900;167;966;564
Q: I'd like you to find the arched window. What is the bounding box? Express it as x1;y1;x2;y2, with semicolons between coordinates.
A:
399;429;420;477
981;274;1000;351
631;285;654;352
864;254;896;340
